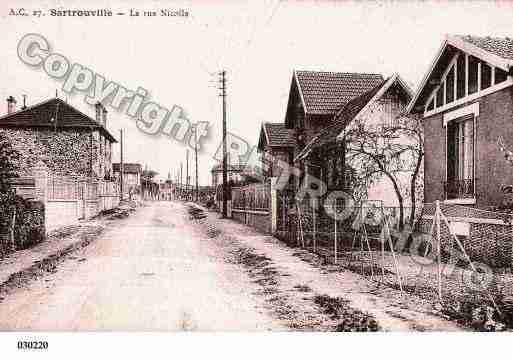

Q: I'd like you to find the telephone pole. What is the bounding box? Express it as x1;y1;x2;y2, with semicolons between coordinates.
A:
119;129;124;202
219;70;228;218
180;162;183;200
186;149;190;201
195;125;199;202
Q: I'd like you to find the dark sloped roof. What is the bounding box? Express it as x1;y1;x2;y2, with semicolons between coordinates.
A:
295;71;384;116
113;163;142;174
456;34;513;60
263;122;295;147
296;79;387;159
0;97;117;142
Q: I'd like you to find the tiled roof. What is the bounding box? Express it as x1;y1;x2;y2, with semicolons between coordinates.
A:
113;163;142;174
263;122;295;147
296;79;386;159
456;34;513;60
295;70;384;115
0;97;117;142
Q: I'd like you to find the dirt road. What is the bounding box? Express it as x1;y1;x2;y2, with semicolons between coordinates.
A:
0;201;460;331
0;202;283;331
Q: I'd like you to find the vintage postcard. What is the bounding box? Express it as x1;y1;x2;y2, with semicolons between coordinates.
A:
0;0;512;356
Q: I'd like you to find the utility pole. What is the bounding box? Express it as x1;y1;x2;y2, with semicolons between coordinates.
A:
180;162;183;200
186;149;190;201
219;70;228;218
119;129;124;202
195;125;199;202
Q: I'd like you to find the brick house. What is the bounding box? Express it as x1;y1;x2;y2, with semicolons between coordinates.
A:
407;35;513;209
283;70;385;189
407;35;513;266
257;122;295;179
0;96;117;179
296;74;417;209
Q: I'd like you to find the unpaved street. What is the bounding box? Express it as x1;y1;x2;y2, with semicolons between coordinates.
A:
0;201;460;331
0;202;283;331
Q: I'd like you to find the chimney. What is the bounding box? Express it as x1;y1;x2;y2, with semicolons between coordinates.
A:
94;102;104;125
21;95;27;110
102;107;107;127
7;96;16;114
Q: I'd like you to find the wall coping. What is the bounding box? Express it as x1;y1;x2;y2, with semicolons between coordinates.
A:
232;209;270;215
422;215;508;226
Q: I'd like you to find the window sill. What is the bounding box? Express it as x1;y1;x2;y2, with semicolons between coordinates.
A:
443;198;476;205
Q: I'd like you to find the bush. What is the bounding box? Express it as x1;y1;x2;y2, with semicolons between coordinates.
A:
0;192;45;255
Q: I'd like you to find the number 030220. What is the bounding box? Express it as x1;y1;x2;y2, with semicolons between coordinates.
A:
17;341;48;350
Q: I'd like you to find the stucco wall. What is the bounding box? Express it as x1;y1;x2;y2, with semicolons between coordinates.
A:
423;87;513;209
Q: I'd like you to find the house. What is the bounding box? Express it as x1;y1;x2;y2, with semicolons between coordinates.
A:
257;122;295;179
211;163;245;188
283;70;385;188
296;74;416;207
159;173;174;200
0;96;116;179
407;35;513;210
113;162;142;196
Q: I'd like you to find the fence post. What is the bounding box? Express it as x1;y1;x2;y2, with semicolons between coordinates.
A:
33;161;48;205
270;178;278;234
33;161;48;229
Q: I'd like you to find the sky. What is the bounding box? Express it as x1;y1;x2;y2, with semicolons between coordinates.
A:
1;0;513;185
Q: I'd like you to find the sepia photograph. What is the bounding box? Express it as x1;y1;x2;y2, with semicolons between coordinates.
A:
0;0;513;356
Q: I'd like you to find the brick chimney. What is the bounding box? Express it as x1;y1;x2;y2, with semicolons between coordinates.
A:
7;96;16;114
94;102;108;126
102;107;107;127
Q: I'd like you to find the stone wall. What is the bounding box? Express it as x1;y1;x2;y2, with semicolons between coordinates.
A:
232;209;272;234
0;127;100;178
417;203;513;268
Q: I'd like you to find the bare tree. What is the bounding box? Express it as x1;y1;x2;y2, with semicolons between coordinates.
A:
343;113;424;230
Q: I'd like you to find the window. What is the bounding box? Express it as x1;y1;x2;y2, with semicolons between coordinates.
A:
468;56;479;95
427;98;434;111
446;116;474;199
481;63;492;90
445;66;455;104
495;67;508;84
456;55;466;99
436;84;444;108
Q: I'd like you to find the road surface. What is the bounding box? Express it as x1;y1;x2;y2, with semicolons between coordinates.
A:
0;201;282;331
0;201;461;331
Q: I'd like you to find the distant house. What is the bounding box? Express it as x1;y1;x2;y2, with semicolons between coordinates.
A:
211;163;245;188
113;163;142;196
159;174;174;201
407;35;513;210
257;122;295;179
0;96;116;179
283;70;385;188
296;74;417;208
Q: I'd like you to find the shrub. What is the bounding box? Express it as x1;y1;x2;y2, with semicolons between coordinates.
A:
0;192;45;255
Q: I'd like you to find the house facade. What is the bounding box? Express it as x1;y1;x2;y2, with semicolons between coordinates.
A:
408;35;513;210
283;70;385;189
211;163;245;188
257;122;295;179
0;97;116;180
113;163;142;196
296;74;419;210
